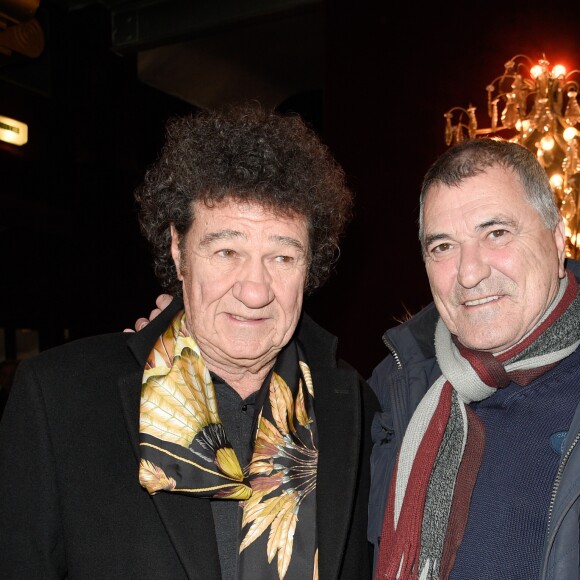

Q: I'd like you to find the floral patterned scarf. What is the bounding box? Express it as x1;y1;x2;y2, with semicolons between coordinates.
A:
139;310;319;579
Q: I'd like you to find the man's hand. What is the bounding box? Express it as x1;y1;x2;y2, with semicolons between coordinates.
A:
124;294;174;332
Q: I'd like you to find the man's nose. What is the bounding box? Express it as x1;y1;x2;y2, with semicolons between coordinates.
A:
456;243;491;289
232;260;275;308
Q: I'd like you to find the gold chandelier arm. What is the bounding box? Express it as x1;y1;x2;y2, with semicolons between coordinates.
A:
443;52;580;258
505;54;535;68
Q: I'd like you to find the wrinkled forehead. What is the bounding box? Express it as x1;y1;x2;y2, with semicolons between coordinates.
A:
421;168;540;243
424;166;526;208
188;198;310;243
192;197;308;225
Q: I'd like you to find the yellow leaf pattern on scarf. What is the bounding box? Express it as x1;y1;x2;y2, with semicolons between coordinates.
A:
140;314;220;448
240;494;292;550
247;459;274;477
139;311;248;492
216;447;244;481
143;312;183;373
295;378;310;428
299;361;314;397
240;362;317;579
270;372;295;434
217;483;254;501
313;550;318;580
268;494;298;578
138;459;177;493
250;416;285;464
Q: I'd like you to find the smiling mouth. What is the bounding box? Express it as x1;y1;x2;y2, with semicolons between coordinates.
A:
463;295;501;306
230;314;263;322
231;314;250;321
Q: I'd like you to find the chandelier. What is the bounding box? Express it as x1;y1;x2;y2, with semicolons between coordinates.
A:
444;54;580;258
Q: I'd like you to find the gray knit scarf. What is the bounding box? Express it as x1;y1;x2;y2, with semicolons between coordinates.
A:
376;271;580;579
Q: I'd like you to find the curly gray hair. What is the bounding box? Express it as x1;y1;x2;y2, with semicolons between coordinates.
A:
135;102;353;297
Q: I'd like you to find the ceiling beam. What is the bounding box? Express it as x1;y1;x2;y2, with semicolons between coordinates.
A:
110;0;322;53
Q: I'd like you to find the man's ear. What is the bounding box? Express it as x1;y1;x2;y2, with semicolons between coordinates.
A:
555;219;567;278
170;224;183;281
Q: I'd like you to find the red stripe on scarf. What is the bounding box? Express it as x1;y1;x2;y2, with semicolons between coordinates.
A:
454;339;509;388
454;272;577;388
508;364;557;385
497;271;577;364
375;382;454;579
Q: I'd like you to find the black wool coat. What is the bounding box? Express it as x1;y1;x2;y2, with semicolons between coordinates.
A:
0;298;379;580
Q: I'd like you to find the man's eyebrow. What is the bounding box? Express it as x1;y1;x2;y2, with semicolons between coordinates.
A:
199;229;245;246
423;232;448;248
476;217;517;231
199;231;306;252
270;235;306;253
423;217;517;248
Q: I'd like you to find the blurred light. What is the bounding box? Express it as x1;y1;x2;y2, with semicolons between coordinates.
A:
0;115;28;146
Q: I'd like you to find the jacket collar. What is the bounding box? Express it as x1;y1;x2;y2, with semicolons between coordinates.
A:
118;298;221;580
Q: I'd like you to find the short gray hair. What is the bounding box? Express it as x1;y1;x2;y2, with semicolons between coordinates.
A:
418;138;560;253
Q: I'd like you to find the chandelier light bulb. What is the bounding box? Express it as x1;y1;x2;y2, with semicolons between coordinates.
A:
550;173;564;188
561;192;578;222
530;64;543;79
551;64;566;77
563;127;578;142
540;134;555;151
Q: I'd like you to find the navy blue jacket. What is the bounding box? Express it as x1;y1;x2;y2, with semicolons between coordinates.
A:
368;259;580;580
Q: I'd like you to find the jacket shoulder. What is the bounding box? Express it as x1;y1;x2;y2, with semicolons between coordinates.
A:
370;302;439;378
21;331;130;366
566;258;580;281
36;296;184;365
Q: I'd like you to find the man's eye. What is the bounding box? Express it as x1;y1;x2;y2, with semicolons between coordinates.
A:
217;249;236;257
430;242;452;254
489;229;507;239
275;255;293;264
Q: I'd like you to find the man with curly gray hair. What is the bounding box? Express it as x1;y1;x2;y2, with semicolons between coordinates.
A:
0;102;379;580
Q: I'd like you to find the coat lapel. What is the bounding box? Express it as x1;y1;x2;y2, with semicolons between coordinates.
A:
117;299;222;580
295;312;366;580
314;366;362;580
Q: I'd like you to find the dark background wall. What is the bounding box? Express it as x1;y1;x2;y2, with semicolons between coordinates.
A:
1;0;580;378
